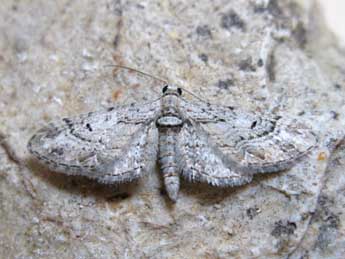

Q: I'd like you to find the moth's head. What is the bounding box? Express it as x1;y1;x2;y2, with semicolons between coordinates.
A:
162;85;182;96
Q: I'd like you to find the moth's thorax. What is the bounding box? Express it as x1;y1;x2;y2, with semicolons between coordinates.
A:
161;94;180;115
156;94;183;128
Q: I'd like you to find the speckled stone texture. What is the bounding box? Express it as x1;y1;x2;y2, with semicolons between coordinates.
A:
0;0;344;258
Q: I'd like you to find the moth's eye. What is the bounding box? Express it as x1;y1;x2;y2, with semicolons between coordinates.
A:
177;88;182;95
162;85;169;93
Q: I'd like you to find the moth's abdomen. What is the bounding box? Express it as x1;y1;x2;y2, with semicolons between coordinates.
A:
158;128;180;202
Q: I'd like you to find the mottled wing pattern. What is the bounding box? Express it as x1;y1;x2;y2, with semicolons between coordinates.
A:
28;101;160;183
177;120;253;186
179;98;317;177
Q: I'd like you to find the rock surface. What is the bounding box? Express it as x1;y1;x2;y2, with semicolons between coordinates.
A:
0;0;344;258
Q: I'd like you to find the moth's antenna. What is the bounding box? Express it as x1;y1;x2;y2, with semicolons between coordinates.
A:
104;64;210;103
179;87;210;104
104;64;169;85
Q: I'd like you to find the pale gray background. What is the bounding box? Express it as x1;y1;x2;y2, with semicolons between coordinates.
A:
319;0;345;45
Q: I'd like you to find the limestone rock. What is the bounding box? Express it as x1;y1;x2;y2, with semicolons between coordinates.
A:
1;0;344;258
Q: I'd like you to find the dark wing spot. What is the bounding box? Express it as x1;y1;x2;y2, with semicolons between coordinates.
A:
50;148;64;156
250;121;257;129
86;123;93;132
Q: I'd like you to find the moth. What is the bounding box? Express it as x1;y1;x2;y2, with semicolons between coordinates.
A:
28;85;317;201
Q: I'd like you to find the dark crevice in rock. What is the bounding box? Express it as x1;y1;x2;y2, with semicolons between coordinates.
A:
313;194;341;251
0;132;22;165
287;139;345;258
112;1;123;50
113;18;123;49
292;22;307;48
266;49;276;82
106;192;131;201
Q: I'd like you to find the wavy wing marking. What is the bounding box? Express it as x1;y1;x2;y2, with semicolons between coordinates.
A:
28;102;160;183
179;98;317;174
